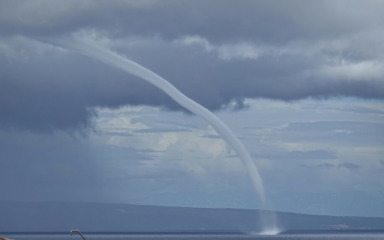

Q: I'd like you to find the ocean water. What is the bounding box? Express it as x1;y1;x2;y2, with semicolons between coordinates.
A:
2;232;384;240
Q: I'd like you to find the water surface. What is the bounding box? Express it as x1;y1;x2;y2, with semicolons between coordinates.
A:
2;232;384;240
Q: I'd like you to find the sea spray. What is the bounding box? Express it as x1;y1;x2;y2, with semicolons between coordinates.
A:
53;35;278;233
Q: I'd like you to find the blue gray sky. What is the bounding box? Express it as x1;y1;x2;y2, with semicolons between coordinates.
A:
0;0;383;218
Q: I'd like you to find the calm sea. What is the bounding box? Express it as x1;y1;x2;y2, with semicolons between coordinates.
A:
2;232;384;240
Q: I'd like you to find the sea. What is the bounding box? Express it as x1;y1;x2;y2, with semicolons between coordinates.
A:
2;231;384;240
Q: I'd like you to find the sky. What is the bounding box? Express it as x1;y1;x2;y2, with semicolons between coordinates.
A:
0;0;383;218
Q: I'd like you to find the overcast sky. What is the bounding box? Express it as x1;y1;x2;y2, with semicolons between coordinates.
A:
0;0;383;218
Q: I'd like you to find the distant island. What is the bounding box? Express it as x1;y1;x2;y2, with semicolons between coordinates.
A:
1;201;383;233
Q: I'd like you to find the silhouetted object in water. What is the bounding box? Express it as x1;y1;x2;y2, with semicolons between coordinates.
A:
70;230;87;240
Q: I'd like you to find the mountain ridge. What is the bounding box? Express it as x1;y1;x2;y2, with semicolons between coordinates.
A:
1;201;383;232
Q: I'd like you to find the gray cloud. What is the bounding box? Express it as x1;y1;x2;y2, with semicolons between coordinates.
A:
258;150;336;161
1;0;384;131
317;163;335;170
2;0;383;43
281;121;384;150
135;128;191;133
316;162;361;171
338;162;361;171
286;150;336;160
200;134;221;139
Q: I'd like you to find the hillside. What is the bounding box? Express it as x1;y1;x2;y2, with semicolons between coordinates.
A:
1;201;383;233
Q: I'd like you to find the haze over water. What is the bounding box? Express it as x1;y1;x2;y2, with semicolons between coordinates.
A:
3;232;384;240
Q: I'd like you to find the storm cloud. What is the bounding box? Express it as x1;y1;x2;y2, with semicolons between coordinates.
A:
1;0;384;131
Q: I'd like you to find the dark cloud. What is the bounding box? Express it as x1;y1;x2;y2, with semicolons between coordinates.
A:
338;162;361;171
102;132;134;137
1;0;383;43
1;0;383;131
317;163;335;170
317;162;361;171
0;39;174;132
